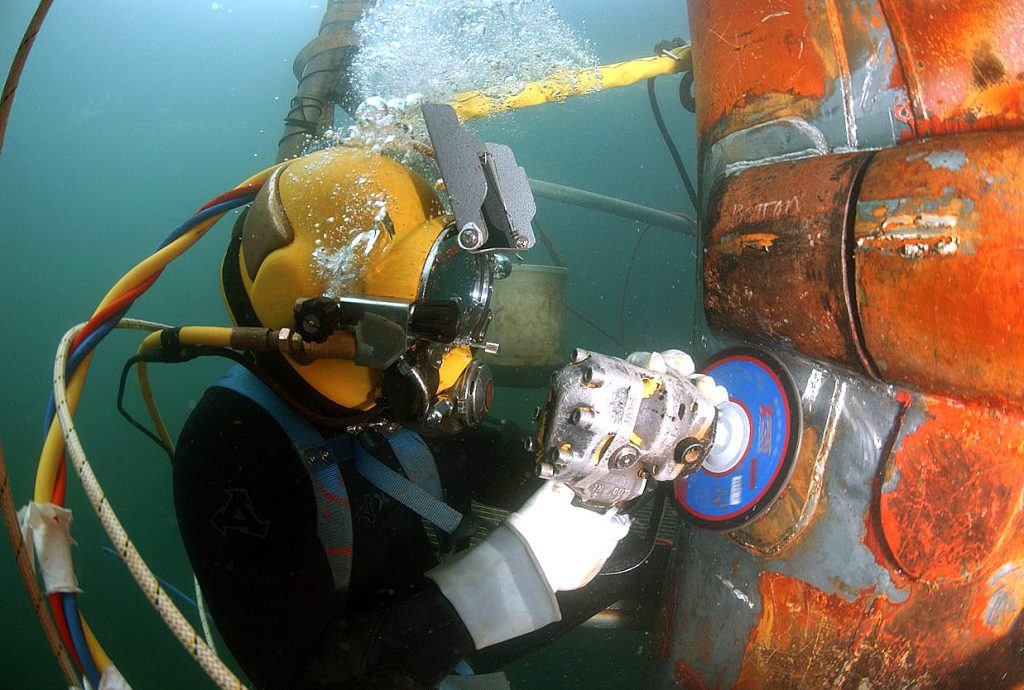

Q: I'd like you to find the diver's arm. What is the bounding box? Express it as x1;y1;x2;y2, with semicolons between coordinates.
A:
426;481;631;649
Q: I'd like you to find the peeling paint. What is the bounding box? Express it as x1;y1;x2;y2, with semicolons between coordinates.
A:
717;231;779;254
984;563;1024;629
880;212;958;232
984;590;1018;629
907;149;969;171
802;368;826;405
856;231;960;259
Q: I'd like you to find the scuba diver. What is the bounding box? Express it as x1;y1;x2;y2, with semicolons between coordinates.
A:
170;107;724;688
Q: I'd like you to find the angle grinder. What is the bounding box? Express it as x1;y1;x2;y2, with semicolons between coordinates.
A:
532;347;800;529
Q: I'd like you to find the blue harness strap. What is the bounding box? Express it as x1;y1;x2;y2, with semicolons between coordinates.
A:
216;366;355;591
354;437;464;534
214;365;466;596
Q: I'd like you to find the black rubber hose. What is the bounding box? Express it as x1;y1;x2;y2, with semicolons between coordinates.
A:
647;77;698;212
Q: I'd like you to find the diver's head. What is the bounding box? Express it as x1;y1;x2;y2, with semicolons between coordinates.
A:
222;145;498;433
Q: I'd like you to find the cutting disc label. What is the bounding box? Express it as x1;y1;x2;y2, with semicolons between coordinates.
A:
675;352;798;529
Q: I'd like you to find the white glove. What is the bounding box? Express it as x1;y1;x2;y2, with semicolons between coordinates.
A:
627;348;729;405
507;481;630;591
425;481;630;649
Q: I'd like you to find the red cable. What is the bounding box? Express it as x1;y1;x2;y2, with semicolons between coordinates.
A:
66;182;261;353
51;272;164;505
52;185;258;501
48;593;83;674
50;273;160;506
196;182;262;213
70;271;162;351
41;183;262;671
68;182;261;352
51;455;66;506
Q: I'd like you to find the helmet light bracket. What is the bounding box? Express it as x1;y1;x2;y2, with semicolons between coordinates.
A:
421;102;537;254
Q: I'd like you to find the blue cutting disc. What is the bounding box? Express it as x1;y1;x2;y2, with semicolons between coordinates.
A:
674;348;801;530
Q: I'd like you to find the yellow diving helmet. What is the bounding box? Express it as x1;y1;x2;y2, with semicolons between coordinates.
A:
222;104;536;432
222;145;496;432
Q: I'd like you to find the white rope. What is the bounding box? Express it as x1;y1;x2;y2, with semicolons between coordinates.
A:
194;575;218;654
53;319;246;690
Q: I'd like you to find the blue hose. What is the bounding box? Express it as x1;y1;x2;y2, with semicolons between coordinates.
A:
62;592;101;689
40;191;258;686
158;195;254;249
41;193;257;439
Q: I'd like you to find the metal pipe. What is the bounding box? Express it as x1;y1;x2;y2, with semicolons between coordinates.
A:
276;0;372;162
528;178;696;235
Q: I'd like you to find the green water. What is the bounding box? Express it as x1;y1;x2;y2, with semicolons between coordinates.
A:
0;1;696;687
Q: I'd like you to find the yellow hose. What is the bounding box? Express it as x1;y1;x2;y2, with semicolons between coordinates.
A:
137;362;174;454
34;164;279;504
135;326;235;454
179;326;234;348
33;353;91;503
450;45;691;120
81;615;112;672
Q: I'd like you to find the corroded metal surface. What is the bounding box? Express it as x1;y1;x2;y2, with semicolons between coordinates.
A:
688;0;912;194
879;394;1024;585
652;353;1024;688
703;152;872;373
678;1;1024;686
688;0;1024;206
882;0;1024;137
854;130;1024;405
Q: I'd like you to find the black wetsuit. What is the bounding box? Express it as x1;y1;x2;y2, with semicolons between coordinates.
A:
174;382;662;688
174;384;532;688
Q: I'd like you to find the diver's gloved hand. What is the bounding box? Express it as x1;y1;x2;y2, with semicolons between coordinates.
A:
425;481;630;649
627;348;729;405
506;481;630;591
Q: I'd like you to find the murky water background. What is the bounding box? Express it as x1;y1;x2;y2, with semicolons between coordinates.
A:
0;1;695;686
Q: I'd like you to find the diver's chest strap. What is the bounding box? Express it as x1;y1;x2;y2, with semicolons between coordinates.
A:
214;365;463;592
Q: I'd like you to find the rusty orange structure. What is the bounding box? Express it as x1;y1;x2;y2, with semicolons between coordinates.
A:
657;0;1024;686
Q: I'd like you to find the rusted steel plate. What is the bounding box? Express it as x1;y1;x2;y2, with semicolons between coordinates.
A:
878;394;1024;584
704;151;873;372
655;354;1024;688
689;0;833;143
688;0;911;178
881;0;1024;137
854;130;1024;404
732;566;1024;688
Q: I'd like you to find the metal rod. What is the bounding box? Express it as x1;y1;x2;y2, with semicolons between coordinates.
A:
529;178;696;235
